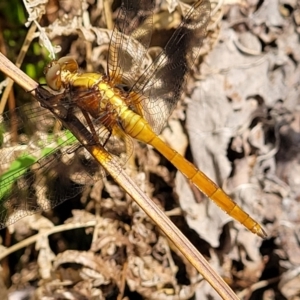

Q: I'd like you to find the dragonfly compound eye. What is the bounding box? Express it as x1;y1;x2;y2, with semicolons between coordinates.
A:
57;56;78;73
45;62;62;91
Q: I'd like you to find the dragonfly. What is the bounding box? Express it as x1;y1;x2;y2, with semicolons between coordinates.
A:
0;0;266;238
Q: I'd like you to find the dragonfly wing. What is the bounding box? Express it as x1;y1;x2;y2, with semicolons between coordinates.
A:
0;104;100;228
131;0;211;134
107;0;155;85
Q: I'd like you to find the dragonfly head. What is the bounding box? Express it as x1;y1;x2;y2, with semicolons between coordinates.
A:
45;56;78;91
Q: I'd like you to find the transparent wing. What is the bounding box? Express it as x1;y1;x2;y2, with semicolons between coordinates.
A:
107;0;155;86
130;0;211;134
0;103;101;228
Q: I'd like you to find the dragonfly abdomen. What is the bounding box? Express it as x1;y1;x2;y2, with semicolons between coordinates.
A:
117;105;266;237
119;108;157;144
148;134;267;238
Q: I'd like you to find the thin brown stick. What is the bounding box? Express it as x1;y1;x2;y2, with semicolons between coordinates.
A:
0;21;38;114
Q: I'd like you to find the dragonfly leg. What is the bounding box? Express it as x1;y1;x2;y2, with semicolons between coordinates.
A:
81;109;101;145
40;89;66;107
102;130;112;148
36;86;69;119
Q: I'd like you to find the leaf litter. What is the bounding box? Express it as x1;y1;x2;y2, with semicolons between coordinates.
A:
1;0;300;299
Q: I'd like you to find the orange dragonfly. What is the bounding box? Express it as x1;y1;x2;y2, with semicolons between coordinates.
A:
0;0;266;237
